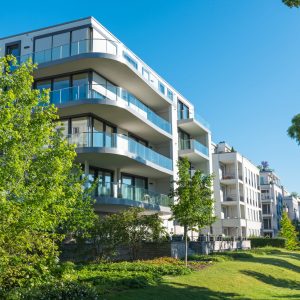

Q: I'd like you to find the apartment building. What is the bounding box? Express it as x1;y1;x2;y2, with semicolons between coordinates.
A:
0;17;212;234
259;170;283;237
283;194;300;222
212;142;262;238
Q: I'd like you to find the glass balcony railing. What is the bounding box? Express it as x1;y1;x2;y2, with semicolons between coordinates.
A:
17;38;173;102
68;132;173;171
120;183;172;207
178;110;210;130
90;181;172;207
180;139;209;157
194;113;210;130
48;84;171;134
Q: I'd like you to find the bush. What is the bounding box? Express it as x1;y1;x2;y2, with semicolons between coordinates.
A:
187;254;232;262
81;261;191;276
5;281;99;300
249;237;286;248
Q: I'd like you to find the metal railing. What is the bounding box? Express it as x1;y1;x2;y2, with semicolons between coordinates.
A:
48;83;171;134
68;132;173;171
179;139;209;156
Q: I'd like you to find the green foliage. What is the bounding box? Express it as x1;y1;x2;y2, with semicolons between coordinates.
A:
249;237;286;248
0;56;95;291
170;158;215;231
90;207;168;260
283;0;300;7
9;281;100;300
288;113;300;144
187;254;232;262
170;158;215;264
280;212;299;250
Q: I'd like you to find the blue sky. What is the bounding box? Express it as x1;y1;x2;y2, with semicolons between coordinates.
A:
1;0;299;192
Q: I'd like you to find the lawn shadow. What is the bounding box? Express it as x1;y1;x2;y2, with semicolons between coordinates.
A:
108;281;251;300
228;253;300;274
241;270;300;290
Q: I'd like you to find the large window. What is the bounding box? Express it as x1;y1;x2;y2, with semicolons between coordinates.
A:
177;100;190;120
89;167;113;197
61;115;116;148
178;129;190;150
121;173;148;201
34;27;91;63
35;72;89;104
262;204;271;214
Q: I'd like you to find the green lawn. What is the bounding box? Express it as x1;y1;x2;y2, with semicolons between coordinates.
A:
107;249;300;300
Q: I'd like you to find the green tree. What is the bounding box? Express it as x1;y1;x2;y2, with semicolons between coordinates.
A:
280;212;299;250
283;0;300;7
0;56;95;291
288;114;300;145
91;207;167;260
170;158;215;266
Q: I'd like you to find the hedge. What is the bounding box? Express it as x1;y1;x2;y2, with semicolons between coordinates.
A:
249;237;286;248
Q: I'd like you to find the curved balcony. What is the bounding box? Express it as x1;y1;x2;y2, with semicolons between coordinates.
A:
68;132;173;177
20;39;173;109
178;110;210;135
91;182;172;214
50;84;171;142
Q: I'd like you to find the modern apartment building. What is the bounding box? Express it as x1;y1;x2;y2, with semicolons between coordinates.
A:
283;194;300;222
0;17;211;234
212;142;262;238
259;169;283;237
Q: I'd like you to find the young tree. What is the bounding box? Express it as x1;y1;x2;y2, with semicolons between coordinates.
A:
280;212;299;250
170;158;215;266
0;56;95;290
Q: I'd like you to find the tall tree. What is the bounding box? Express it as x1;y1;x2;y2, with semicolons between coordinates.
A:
280;212;299;250
283;0;300;7
288;114;300;145
0;56;95;290
170;158;215;266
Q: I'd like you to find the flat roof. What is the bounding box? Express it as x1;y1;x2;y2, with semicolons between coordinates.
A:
0;16;92;40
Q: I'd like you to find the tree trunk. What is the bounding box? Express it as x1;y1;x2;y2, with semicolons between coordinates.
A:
184;225;188;267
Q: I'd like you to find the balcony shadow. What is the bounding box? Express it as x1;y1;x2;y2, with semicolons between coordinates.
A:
241;270;300;290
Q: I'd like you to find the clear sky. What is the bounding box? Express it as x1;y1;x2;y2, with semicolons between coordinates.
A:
1;0;299;192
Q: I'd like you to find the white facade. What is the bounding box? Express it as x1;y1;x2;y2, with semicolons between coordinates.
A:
0;17;212;235
283;195;300;222
212;142;262;238
259;170;283;237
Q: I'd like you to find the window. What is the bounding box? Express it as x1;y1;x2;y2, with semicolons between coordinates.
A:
142;67;150;81
6;42;21;66
178;129;190;150
123;51;138;69
6;43;21;58
121;174;148;202
263;218;272;229
34;27;91;63
53;77;70;104
158;82;165;94
89;167;113;197
262;204;270;214
177;100;190;120
167;89;173;101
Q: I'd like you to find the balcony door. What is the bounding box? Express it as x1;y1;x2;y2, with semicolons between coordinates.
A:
121;174;147;202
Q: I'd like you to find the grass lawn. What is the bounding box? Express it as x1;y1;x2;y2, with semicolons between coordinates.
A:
107;249;300;300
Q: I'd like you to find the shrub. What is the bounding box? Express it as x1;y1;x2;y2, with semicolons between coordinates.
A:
5;281;99;300
81;261;191;276
249;237;286;248
188;254;232;262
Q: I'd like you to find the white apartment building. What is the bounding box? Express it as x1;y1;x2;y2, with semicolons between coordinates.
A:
260;170;283;237
212;142;262;238
0;17;212;235
283;194;300;222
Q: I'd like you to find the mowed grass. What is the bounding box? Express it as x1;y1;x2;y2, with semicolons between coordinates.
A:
107;249;300;300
